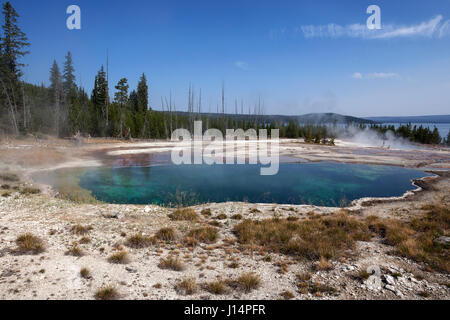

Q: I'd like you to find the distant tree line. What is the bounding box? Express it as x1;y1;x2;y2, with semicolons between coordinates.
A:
369;123;442;145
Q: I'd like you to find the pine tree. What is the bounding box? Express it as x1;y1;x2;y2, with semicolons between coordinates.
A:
0;1;29;134
137;73;148;112
0;1;29;78
91;66;108;135
63;51;76;95
114;78;129;137
49;60;63;136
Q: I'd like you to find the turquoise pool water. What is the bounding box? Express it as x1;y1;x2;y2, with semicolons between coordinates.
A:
37;162;431;207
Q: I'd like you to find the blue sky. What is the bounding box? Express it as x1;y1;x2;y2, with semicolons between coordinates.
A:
7;0;450;116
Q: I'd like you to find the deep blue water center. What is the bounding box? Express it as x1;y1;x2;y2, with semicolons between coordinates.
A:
62;162;431;207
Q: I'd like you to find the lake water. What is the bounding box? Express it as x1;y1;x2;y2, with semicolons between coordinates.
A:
36;162;432;207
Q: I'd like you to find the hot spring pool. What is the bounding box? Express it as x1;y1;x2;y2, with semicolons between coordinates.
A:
33;162;432;207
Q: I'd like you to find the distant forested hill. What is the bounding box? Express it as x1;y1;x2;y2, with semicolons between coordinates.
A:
175;112;373;125
365;115;450;123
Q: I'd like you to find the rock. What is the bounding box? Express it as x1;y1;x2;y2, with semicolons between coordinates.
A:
125;267;137;273
385;284;396;293
384;275;395;285
433;236;450;247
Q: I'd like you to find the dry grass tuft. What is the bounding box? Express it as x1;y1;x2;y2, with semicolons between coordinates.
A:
366;202;449;272
108;251;129;264
169;208;199;221
15;233;45;254
95;286;119;300
175;278;198;295
236;272;261;293
203;280;227;295
80;267;91;279
71;224;92;235
234;213;370;262
201;208;212;217
280;290;295;300
65;244;84;257
216;213;227;220
155;228;176;242
158;256;185;271
125;234;155;248
314;256;334;271
186;227;219;244
20;187;41;195
231;214;243;220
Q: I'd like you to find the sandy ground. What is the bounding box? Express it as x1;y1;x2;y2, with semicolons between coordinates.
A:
0;136;449;300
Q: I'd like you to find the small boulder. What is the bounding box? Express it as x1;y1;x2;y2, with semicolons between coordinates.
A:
433;236;450;247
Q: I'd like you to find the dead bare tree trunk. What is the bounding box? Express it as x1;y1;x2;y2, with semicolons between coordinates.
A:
0;78;19;135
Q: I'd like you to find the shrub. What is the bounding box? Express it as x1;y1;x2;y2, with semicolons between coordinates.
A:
108;251;129;264
15;233;45;254
169;208;199;221
280;290;295;300
80;268;91;279
236;272;260;293
155;228;176;241
125;234;155;248
204;280;227;295
2;192;11;197
186;227;219;244
158;256;184;271
95;286;119;300
65;244;84;257
201;208;212;217
175;278;198;295
216;213;227;220
1;184;10;189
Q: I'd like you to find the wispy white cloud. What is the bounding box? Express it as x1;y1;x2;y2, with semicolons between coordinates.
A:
235;61;249;70
299;15;450;39
353;72;400;80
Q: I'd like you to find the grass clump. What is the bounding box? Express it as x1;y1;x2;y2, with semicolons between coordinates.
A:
186;227;219;244
1;184;10;189
314;256;333;271
231;214;243;220
1;191;11;197
107;251;129;264
169;208;199;221
203;280;227;295
280;290;295;300
236;272;261;293
296;273;338;296
95;286;119;300
158;256;185;271
175;278;198;295
80;268;91;279
216;213;227;220
155;227;176;241
65;244;84;257
234;213;370;262
125;233;155;248
71;224;92;235
0;172;19;182
20;187;41;195
15;233;45;254
201;208;212;217
366;202;450;272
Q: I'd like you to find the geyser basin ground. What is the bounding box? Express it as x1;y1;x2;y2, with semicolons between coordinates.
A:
34;162;432;207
